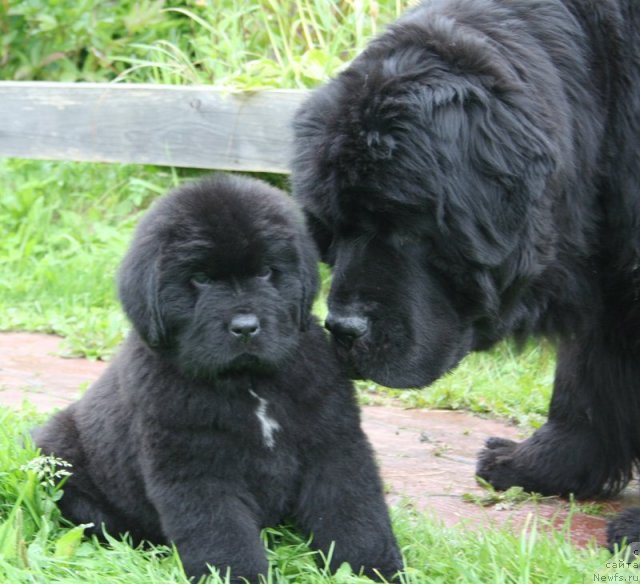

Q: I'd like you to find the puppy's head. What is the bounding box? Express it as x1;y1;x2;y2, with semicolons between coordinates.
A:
118;174;319;378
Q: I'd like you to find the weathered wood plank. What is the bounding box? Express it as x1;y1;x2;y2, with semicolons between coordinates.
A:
0;82;309;173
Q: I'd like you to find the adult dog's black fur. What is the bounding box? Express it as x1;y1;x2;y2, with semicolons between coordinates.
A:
34;175;401;582
292;0;640;548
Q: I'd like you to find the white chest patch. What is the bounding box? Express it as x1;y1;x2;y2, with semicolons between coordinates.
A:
248;389;281;449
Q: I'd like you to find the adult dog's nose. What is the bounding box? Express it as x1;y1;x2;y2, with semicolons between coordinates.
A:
324;313;369;345
229;313;261;339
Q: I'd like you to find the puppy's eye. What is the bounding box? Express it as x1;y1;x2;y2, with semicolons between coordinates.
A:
191;272;211;285
256;267;272;280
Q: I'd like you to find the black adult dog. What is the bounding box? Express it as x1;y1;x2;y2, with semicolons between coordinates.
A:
292;0;640;547
34;175;401;582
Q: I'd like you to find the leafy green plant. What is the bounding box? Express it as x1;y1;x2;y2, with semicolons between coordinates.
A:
2;0;172;81
2;1;410;87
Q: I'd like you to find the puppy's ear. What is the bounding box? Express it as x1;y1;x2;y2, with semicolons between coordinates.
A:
297;227;321;331
302;210;333;264
118;242;167;348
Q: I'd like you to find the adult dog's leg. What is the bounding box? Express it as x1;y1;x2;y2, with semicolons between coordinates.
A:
295;438;402;581
477;327;639;499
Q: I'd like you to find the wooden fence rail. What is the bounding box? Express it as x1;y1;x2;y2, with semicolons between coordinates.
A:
0;82;308;173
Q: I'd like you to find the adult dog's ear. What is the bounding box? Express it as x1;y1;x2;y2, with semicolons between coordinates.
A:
118;242;167;348
416;83;558;272
463;90;558;271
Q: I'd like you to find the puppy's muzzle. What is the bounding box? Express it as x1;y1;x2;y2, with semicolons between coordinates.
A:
229;313;261;341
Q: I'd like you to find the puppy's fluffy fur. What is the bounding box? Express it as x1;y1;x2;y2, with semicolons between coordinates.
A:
35;175;401;582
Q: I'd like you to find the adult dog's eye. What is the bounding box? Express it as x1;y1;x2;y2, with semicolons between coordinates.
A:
191;272;211;285
257;267;272;280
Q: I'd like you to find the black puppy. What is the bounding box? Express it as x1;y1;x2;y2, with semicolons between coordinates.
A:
34;174;402;582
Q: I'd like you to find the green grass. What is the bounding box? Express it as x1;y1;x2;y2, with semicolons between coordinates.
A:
111;0;407;88
0;407;632;584
0;159;183;359
371;341;556;429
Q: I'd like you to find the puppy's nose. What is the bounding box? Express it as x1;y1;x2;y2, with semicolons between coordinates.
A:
229;313;261;339
324;313;369;345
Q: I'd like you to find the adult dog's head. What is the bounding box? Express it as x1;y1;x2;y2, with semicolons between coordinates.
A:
292;2;576;388
118;174;319;378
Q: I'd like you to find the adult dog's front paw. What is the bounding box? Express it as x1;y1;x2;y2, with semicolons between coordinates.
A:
607;508;640;552
475;437;525;491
